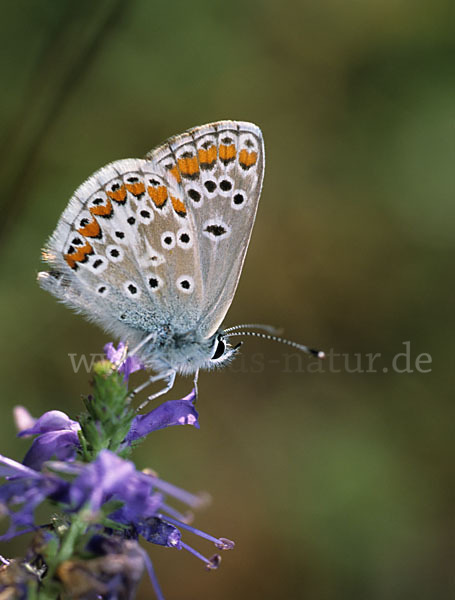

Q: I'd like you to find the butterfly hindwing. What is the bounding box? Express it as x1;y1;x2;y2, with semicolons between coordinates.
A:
39;158;205;344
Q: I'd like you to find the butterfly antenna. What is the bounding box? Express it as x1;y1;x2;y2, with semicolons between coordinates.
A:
227;331;325;358
224;323;283;335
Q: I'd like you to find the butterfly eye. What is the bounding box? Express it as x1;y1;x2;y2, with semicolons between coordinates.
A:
211;335;226;361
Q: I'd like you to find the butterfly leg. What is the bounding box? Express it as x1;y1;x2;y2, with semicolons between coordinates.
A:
193;369;199;399
128;331;156;358
135;370;176;412
130;369;172;397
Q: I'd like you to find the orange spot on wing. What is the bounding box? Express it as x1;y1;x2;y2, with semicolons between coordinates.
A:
177;156;199;177
78;218;101;238
89;199;113;217
171;196;186;216
239;149;258;169
198;145;217;168
125;182;145;197
168;165;181;183
219;144;236;162
106;185;127;204
148;185;168;208
64;241;93;269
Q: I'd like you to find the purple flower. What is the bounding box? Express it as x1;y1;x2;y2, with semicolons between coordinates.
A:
62;451;233;562
68;451;153;517
3;343;230;599
104;342;145;383
0;456;68;540
16;409;81;471
15;394;199;472
0;449;233;600
104;341;127;365
13;406;36;432
126;389;199;443
0;451;232;560
59;451;182;548
17;409;80;436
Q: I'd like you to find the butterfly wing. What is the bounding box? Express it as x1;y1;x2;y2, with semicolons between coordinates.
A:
39;157;205;346
39;120;264;349
147;120;265;338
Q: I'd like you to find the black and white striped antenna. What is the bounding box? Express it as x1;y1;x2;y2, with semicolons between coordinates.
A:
225;325;325;358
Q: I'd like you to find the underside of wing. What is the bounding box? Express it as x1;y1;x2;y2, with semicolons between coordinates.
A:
146;120;265;337
39;158;204;345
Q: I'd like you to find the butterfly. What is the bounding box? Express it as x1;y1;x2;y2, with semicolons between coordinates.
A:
38;120;269;405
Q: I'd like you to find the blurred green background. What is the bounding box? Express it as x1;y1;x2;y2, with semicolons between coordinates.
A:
0;1;453;598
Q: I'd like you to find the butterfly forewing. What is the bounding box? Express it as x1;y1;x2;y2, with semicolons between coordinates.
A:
147;120;265;337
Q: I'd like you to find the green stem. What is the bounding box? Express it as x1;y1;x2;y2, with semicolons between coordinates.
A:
57;514;88;566
38;513;89;599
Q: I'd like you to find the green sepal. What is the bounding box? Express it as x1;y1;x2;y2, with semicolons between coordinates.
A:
77;359;135;461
